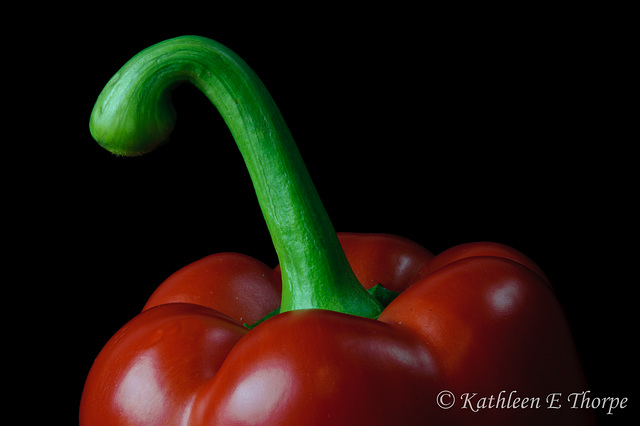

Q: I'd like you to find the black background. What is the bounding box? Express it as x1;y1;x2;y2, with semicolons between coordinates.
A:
13;5;634;424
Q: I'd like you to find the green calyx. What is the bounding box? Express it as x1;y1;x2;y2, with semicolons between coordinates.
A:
245;284;400;329
91;36;383;319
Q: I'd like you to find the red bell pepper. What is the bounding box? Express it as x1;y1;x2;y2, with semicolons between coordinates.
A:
80;36;595;425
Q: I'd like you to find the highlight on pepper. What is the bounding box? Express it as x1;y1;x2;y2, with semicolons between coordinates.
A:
80;36;596;425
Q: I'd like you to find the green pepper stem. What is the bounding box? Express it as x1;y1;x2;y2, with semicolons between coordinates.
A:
90;36;383;318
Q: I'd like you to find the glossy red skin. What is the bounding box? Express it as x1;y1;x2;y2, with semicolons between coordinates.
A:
143;252;282;325
80;233;594;425
337;232;434;292
190;310;444;425
381;255;593;425
79;304;248;425
424;241;551;288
